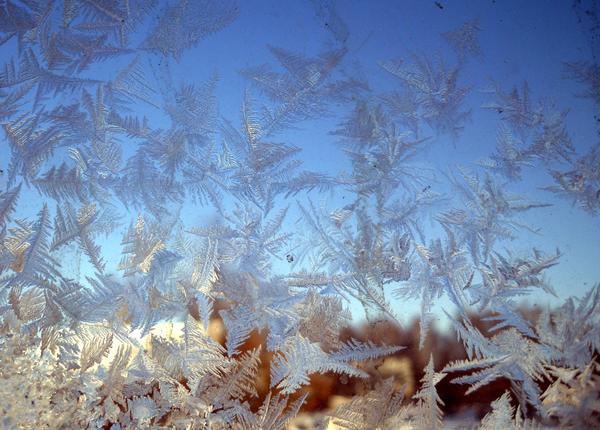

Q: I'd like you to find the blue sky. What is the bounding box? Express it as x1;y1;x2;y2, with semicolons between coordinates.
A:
1;0;599;327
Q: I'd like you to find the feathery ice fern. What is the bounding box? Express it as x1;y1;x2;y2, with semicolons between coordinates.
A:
0;1;599;429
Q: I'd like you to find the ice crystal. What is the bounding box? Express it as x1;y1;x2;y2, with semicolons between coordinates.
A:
0;1;599;428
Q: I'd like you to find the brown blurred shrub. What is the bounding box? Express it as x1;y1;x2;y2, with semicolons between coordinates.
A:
208;305;548;420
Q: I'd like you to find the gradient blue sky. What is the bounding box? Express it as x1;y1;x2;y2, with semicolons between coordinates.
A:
1;0;599;326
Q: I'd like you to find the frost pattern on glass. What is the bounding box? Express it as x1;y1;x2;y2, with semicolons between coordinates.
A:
0;1;599;429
